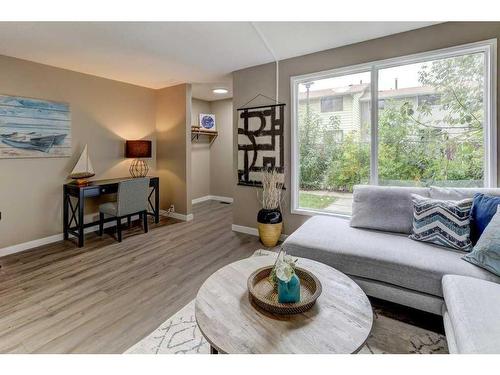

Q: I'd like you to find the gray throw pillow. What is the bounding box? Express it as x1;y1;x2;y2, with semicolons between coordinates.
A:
463;206;500;277
409;194;473;252
429;186;500;200
350;185;430;234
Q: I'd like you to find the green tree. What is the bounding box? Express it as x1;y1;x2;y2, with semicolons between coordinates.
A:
325;131;370;191
378;53;485;187
417;53;484;185
298;53;485;193
298;110;329;189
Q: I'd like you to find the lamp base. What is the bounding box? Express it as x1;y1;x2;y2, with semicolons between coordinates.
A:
129;159;149;178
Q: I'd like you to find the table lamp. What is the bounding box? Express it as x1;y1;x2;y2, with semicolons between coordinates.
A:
125;140;152;177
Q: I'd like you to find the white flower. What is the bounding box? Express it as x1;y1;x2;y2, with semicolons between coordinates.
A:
275;262;294;282
283;254;294;264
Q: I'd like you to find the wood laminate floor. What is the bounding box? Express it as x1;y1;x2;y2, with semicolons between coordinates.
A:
0;200;262;353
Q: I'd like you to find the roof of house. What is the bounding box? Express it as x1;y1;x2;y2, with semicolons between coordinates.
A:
298;84;369;100
298;84;437;102
360;86;437;101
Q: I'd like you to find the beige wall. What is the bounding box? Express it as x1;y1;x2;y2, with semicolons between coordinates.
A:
232;22;500;235
0;54;229;249
210;99;233;198
156;83;192;216
189;98;234;201
0;54;157;249
191;98;211;200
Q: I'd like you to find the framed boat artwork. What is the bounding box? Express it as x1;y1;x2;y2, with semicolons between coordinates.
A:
0;94;71;158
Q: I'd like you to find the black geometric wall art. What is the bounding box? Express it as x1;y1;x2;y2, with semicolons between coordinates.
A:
237;103;285;187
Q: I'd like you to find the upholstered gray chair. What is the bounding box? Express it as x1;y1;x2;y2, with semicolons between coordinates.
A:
99;178;149;242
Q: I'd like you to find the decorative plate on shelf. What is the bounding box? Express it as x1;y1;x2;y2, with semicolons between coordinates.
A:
199;113;216;131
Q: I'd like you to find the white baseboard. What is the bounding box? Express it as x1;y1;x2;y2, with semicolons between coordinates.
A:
191;195;211;204
231;224;259;236
210;195;233;203
231;224;288;241
192;195;234;204
0;233;64;257
0;213;142;258
160;210;194;222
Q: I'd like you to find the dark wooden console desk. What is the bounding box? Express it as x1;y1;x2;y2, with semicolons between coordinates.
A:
63;177;160;247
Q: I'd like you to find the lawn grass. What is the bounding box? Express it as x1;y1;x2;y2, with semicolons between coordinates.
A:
299;192;338;209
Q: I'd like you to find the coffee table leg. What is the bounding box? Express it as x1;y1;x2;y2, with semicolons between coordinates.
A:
210;345;218;354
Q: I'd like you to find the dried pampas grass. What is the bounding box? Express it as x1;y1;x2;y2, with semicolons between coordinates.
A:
258;169;284;210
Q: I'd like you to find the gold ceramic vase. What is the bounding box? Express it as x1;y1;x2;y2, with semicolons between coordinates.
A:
257;208;283;247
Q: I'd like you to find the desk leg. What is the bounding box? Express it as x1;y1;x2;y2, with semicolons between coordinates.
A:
63;186;69;240
78;191;85;248
154;180;160;224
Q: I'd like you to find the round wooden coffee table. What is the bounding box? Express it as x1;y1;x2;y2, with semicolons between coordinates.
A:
195;255;373;354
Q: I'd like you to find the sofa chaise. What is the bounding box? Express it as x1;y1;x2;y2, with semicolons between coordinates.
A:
282;185;500;353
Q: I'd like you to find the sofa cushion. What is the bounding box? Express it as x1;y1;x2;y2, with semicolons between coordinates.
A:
442;307;458;354
409;195;473;252
463;206;500;277
283;215;500;297
429;186;500;200
470;194;500;244
350;185;430;234
442;275;500;353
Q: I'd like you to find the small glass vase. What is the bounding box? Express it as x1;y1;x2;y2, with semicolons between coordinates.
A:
278;273;301;303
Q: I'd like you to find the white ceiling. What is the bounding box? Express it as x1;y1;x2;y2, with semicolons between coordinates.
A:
0;22;436;100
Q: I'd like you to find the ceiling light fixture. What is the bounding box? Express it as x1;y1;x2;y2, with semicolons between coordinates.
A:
213;88;229;94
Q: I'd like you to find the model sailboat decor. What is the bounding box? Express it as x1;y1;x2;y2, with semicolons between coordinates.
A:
69;144;95;185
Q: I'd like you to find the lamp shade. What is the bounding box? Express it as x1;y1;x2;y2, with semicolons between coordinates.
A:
125;140;152;158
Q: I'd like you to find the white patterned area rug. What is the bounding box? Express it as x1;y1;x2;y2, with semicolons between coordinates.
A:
126;250;447;354
126;300;448;354
126;300;447;354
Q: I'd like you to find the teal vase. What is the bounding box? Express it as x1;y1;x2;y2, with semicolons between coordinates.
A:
278;274;301;303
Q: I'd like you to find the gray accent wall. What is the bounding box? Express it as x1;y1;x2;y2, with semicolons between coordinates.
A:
232;22;500;235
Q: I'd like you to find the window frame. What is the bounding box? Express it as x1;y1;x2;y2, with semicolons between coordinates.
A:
290;39;497;218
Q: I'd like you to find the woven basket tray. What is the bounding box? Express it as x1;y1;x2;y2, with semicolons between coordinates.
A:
247;266;322;315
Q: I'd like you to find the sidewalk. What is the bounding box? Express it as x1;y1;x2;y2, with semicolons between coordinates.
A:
302;190;353;214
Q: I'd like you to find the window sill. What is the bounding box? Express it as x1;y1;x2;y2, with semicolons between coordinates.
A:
291;207;351;220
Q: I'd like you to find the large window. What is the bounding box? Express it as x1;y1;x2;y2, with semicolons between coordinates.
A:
291;40;496;216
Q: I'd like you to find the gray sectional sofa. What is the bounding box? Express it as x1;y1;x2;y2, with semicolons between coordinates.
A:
283;185;500;353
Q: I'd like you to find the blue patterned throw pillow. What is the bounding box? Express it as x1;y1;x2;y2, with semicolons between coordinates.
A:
463;205;500;277
409;194;473;251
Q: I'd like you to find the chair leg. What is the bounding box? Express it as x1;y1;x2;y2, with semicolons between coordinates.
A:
116;217;122;242
127;215;131;227
99;213;104;236
143;210;148;233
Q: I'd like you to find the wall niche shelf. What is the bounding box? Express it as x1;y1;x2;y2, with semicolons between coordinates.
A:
191;126;218;145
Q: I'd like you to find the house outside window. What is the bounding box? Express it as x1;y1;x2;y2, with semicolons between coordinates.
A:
291;40;497;216
417;94;442;106
320;96;343;112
